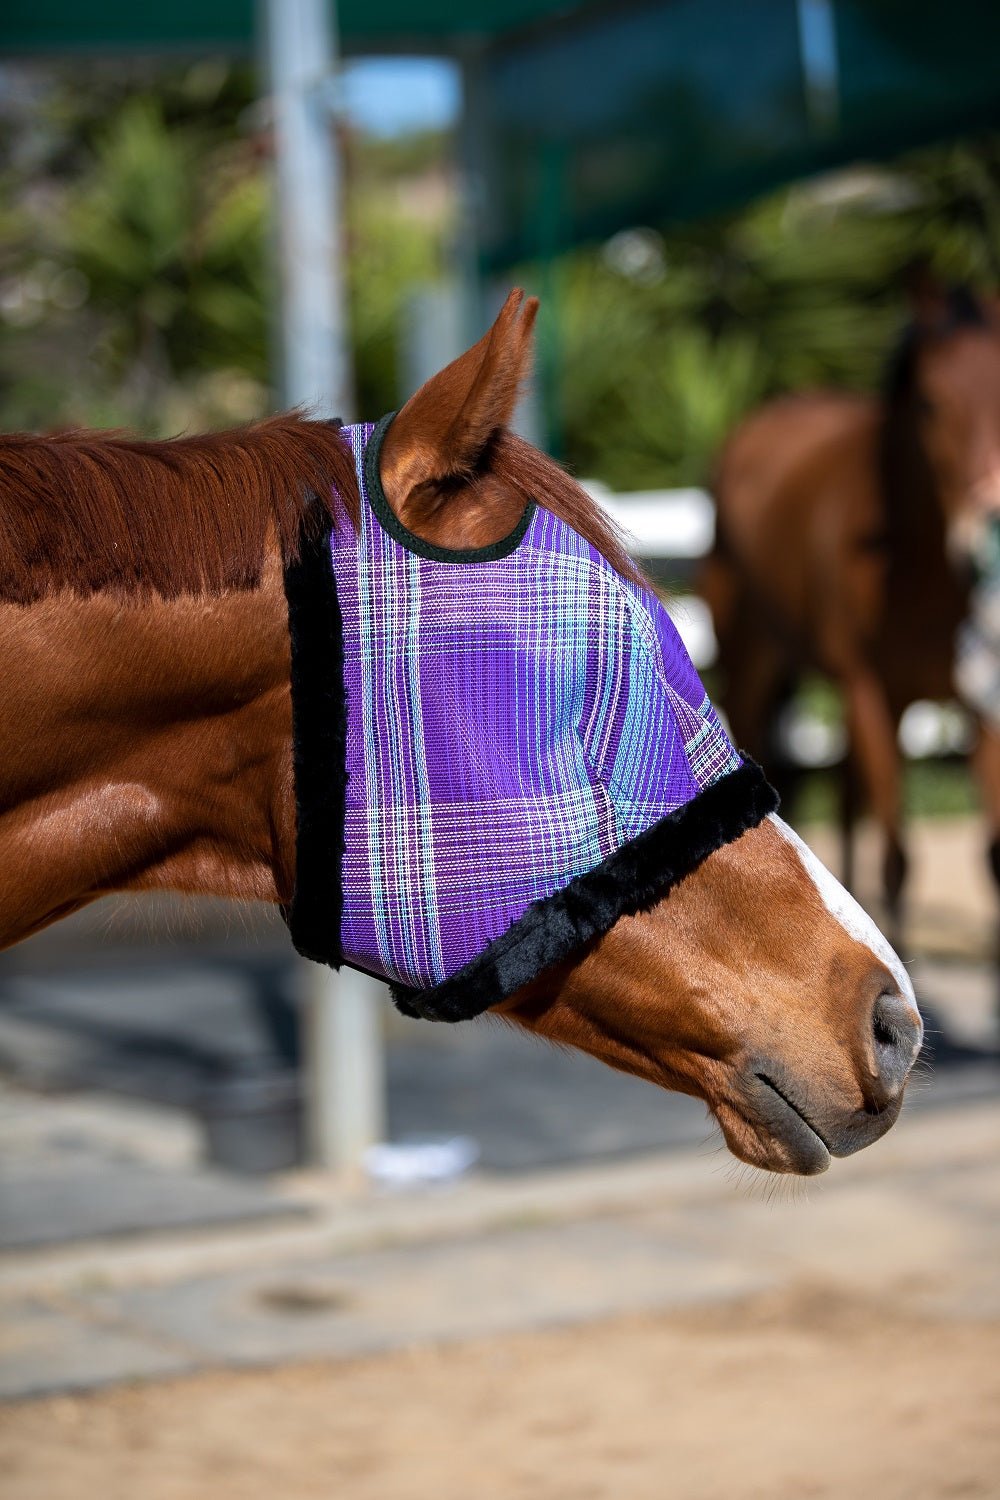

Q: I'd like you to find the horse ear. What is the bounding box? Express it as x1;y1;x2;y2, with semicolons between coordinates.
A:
378;288;538;528
904;260;950;329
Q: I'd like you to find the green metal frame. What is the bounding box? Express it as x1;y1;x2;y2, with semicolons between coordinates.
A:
0;0;573;54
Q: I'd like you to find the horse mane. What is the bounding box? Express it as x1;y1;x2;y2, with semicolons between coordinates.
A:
879;284;988;550
0;415;360;605
489;431;643;585
881;284;987;411
0;415;639;605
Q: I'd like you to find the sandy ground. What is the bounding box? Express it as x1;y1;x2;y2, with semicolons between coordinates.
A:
2;1281;997;1500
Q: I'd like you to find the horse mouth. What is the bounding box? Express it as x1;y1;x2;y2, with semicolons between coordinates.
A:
718;1062;909;1176
752;1072;832;1174
715;1069;833;1176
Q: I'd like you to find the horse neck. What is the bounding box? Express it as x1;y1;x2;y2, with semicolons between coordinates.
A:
0;558;295;948
878;391;946;564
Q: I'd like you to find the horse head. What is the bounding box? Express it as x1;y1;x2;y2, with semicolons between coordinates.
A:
886;273;1000;562
0;291;923;1178
368;290;923;1176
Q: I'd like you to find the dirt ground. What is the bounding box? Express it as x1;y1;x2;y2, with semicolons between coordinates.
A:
2;1282;997;1500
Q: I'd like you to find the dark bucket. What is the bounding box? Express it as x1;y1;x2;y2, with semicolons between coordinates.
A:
199;1070;304;1175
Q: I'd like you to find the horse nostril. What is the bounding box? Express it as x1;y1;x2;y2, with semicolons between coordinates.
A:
869;990;922;1102
873;1010;899;1050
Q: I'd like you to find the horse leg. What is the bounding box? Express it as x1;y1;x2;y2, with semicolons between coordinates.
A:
702;557;793;774
970;719;1000;1021
842;669;908;952
839;753;859;894
726;636;799;809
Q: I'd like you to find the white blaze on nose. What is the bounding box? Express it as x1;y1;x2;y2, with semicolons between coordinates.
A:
768;814;921;1035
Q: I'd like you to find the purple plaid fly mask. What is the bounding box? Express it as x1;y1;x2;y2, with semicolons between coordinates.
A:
283;416;777;1022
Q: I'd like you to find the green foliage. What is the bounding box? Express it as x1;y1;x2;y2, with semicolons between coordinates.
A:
347;135;451;418
555;250;765;486
1;58;998;473
0;66;448;434
552;137;1000;487
796;760;979;824
63;96;269;403
0;67;270;431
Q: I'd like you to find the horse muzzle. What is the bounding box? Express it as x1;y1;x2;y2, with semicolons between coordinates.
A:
735;1066;904;1175
719;988;923;1176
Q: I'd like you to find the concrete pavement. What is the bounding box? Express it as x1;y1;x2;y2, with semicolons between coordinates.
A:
1;1091;997;1401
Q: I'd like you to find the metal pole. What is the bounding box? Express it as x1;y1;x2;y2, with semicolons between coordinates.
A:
305;967;386;1178
796;0;840;137
262;0;385;1177
262;0;353;417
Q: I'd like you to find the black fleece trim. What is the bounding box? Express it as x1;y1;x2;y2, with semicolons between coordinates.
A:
282;496;347;967
391;759;778;1023
364;412;537;564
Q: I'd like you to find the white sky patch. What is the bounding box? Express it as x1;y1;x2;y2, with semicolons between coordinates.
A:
768;814;920;1031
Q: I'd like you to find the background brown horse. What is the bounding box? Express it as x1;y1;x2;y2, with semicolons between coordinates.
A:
0;291;921;1176
703;282;1000;956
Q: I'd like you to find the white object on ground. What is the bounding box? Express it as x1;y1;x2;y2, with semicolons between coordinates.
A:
363;1135;480;1190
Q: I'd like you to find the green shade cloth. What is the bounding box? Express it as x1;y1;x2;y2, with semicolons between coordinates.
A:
0;0;568;51
482;0;1000;263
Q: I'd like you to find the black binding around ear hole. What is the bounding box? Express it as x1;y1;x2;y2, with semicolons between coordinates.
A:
364;411;536;564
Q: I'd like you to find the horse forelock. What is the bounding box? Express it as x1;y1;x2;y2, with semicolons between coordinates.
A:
0;415;361;604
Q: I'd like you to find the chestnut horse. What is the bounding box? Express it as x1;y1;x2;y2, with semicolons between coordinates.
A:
0;291;921;1176
704;284;1000;953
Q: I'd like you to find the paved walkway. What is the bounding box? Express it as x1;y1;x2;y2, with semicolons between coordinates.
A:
1;1092;997;1400
1;947;996;1247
